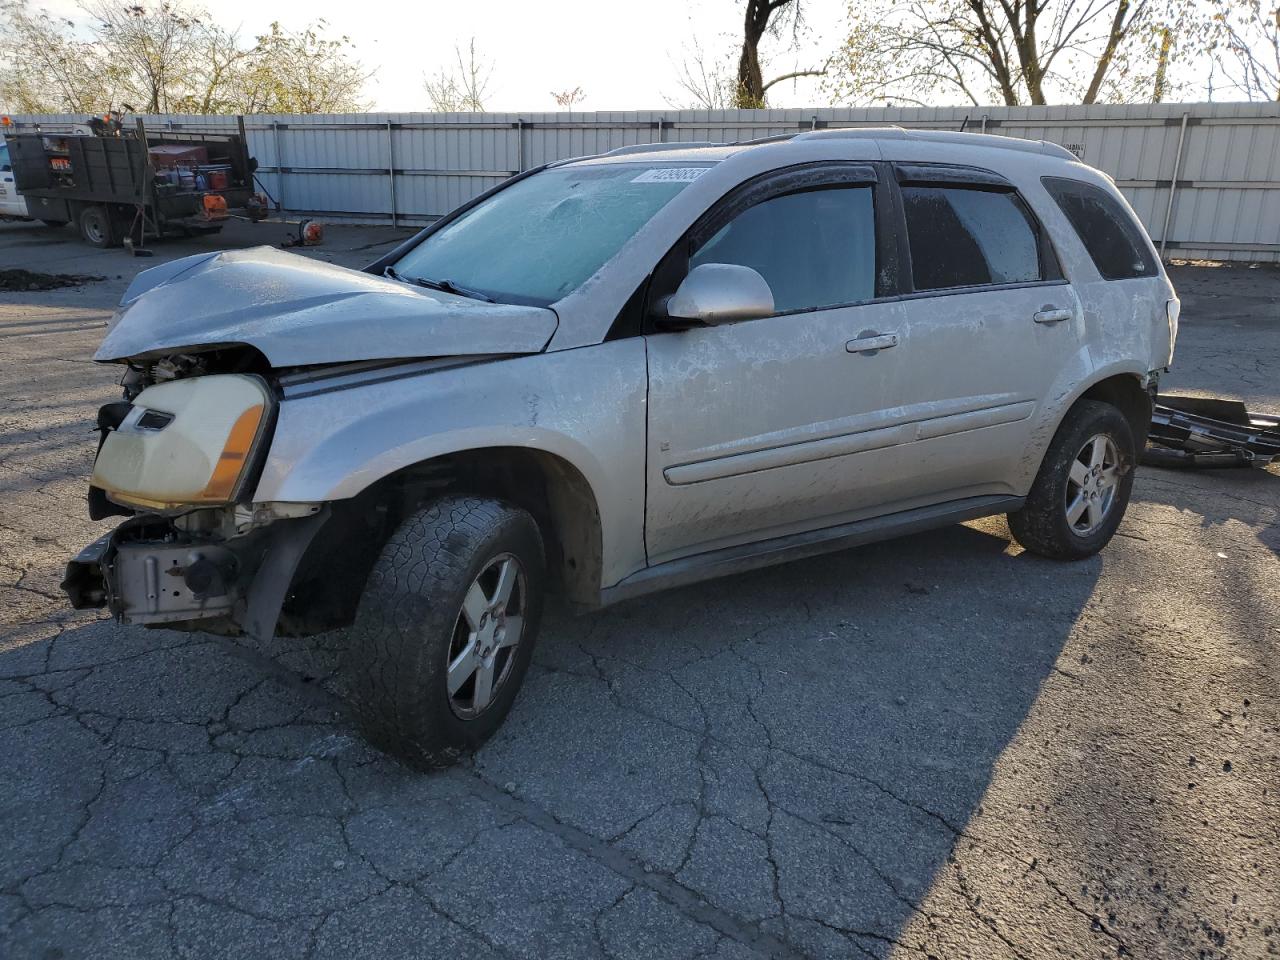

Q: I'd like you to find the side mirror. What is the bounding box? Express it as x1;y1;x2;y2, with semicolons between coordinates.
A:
661;263;775;326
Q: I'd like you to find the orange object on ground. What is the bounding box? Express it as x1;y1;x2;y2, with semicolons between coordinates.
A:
300;219;324;245
201;194;228;220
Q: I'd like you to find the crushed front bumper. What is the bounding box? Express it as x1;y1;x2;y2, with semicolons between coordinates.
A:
63;508;329;639
1142;395;1280;468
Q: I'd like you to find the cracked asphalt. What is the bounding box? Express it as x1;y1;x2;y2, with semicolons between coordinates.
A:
1;219;1277;960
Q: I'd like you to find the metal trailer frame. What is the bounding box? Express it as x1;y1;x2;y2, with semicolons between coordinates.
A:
1144;395;1280;467
4;117;256;246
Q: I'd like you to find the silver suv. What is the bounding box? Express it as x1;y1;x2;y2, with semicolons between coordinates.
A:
64;128;1179;767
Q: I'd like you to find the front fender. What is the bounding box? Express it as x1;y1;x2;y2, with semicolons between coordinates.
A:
252;340;649;588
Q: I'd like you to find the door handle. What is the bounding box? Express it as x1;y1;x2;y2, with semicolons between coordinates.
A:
1033;308;1073;324
845;332;898;355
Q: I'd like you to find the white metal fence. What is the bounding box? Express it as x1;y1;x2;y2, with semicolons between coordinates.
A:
11;102;1280;262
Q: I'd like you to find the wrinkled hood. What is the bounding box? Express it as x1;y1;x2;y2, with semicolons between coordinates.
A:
96;246;558;366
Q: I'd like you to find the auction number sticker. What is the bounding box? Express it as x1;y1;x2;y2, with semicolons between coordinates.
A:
632;167;707;183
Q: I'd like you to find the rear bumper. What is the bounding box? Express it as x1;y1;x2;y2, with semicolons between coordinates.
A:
63;508;329;639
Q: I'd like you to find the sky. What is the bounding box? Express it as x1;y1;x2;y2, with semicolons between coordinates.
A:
41;0;845;111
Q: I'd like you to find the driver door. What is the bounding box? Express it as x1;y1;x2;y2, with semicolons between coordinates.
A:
643;164;911;565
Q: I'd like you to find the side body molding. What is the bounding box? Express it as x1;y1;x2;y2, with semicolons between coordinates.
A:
251;340;650;590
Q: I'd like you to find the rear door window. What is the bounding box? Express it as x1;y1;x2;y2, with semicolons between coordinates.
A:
1041;177;1156;280
690;185;876;313
901;185;1042;291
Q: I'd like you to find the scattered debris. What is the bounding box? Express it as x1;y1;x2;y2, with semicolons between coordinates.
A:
1142;394;1280;468
0;268;105;291
281;218;324;247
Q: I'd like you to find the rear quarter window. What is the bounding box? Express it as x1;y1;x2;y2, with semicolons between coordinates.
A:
1041;177;1156;281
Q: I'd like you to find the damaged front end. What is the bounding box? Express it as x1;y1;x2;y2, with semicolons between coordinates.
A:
62;503;328;638
1143;395;1280;468
63;245;559;639
63;364;329;638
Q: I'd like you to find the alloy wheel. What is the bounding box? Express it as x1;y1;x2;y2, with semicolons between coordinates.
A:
1065;433;1122;536
446;553;526;719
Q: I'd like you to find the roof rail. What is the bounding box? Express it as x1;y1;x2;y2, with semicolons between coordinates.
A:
794;126;1078;160
601;141;722;158
729;133;797;147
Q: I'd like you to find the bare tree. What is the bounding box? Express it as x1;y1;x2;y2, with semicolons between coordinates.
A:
551;86;585;108
1209;0;1280;100
667;39;735;108
830;0;1209;106
424;38;493;112
735;0;827;107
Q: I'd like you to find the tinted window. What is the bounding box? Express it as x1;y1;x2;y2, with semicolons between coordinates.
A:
1042;177;1155;280
690;186;875;313
393;163;709;305
902;186;1041;291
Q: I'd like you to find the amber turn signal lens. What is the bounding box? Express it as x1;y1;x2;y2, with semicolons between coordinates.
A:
198;403;264;502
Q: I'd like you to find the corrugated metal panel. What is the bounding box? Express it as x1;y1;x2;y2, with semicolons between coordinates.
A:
8;103;1279;259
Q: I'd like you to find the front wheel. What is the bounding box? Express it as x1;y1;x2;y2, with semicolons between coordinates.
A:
342;496;546;769
1008;400;1136;560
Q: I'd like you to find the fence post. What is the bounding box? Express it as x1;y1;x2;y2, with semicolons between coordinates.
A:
386;121;397;229
1160;111;1190;259
272;120;286;213
516;119;526;173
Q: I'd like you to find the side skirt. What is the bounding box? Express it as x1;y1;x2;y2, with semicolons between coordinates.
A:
597;494;1024;608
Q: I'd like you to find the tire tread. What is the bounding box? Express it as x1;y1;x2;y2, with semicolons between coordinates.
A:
343;496;543;769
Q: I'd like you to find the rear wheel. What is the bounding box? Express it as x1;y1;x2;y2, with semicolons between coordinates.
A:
78;205;116;247
1008;400;1136;560
341;496;546;769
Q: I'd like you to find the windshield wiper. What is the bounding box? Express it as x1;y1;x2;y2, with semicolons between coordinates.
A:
383;266;494;303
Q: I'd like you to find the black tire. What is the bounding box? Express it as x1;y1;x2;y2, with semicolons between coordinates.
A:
78;205;116;247
39;219;69;228
1008;400;1136;560
342;496;546;769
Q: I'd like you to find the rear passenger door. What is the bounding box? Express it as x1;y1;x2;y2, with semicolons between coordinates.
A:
882;164;1080;503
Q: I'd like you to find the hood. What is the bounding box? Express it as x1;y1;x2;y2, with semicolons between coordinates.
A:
95;246;558;366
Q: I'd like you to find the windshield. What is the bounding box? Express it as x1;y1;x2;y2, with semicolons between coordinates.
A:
391;163;711;306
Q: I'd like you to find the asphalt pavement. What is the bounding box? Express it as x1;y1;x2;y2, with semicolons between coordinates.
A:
0;218;1276;960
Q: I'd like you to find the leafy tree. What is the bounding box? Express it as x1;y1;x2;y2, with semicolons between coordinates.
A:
0;1;122;113
1209;0;1280;99
0;1;368;115
81;1;203;113
233;21;370;113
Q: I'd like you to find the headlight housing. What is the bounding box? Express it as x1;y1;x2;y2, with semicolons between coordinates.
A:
92;373;272;510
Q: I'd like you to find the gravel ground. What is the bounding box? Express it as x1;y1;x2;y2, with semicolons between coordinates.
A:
0;219;1276;960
